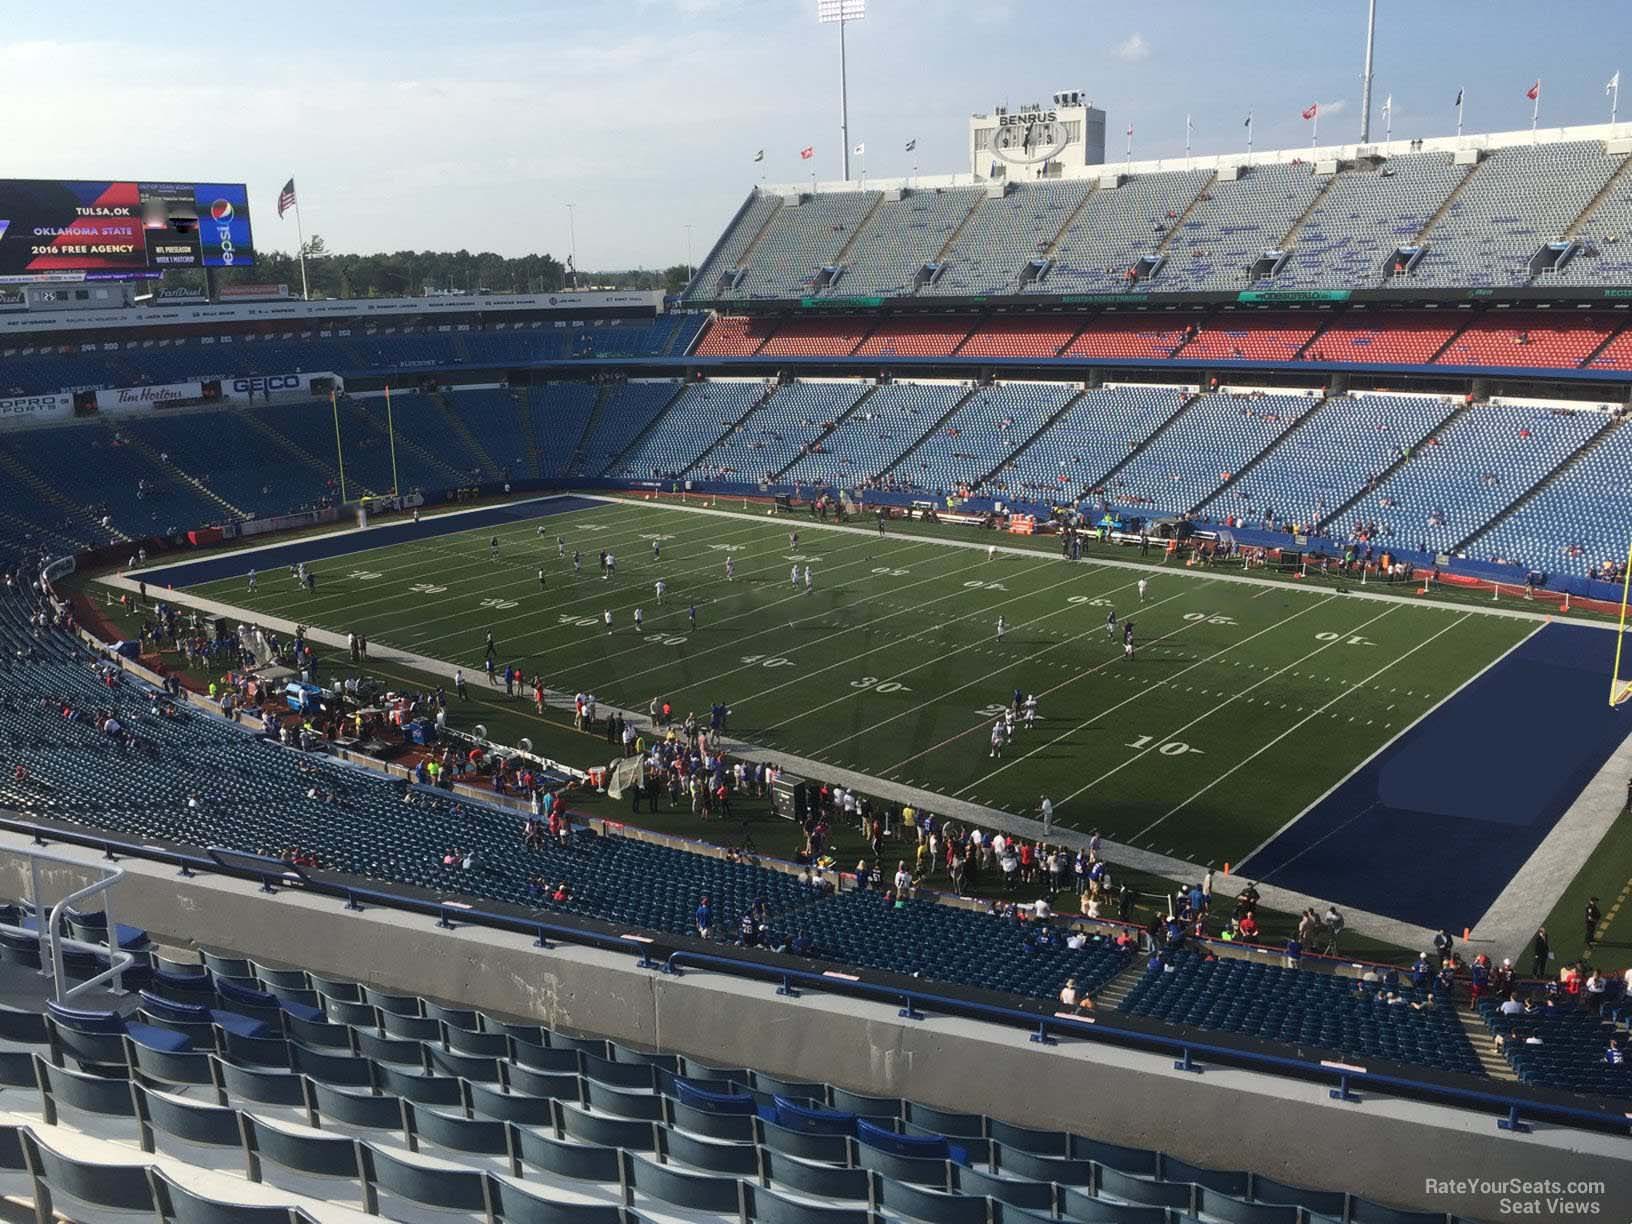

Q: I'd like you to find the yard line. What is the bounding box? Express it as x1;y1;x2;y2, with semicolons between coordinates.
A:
953;596;1342;796
272;508;767;632
677;560;1095;718
875;592;1221;775
406;517;903;653
1047;604;1403;811
812;582;1199;756
1134;612;1472;842
547;541;1011;688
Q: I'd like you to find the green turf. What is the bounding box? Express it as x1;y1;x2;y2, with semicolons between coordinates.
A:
154;497;1538;878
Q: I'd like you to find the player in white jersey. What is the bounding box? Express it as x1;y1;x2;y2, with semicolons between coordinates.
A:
652;539;661;561
988;543;996;561
803;565;812;592
791;565;800;590
247;570;257;593
725;556;735;581
655;579;666;604
604;609;613;634
990;720;1007;758
1023;693;1038;727
1138;577;1148;601
634;607;644;633
1106;609;1117;637
995;615;1007;642
557;536;565;558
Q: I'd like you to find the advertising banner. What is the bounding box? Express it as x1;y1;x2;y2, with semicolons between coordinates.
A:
0;393;72;426
95;381;206;412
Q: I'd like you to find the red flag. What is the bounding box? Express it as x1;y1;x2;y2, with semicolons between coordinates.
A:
799;146;814;160
1301;103;1319;120
1525;80;1540;101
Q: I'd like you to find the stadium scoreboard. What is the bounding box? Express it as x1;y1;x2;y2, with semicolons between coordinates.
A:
0;179;255;282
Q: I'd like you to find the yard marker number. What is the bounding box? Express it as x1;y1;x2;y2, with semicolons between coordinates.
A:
871;567;910;577
558;614;600;627
964;580;1007;591
347;570;382;580
851;676;911;693
649;634;688;646
1068;596;1112;606
410;583;448;595
742;654;796;668
1315;632;1375;646
480;597;519;611
1184;612;1236;626
1126;734;1204;756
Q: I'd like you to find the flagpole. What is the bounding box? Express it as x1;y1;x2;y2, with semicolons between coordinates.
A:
1184;114;1192;162
1612;72;1621;124
1312;108;1319;148
293;193;310;302
1456;88;1464;138
1383;95;1392;143
1246;111;1254;156
1532;79;1541;139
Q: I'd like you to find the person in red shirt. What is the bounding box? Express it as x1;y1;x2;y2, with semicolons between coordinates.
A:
1238;912;1260;941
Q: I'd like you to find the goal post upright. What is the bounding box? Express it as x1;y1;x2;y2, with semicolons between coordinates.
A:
1613;536;1632;707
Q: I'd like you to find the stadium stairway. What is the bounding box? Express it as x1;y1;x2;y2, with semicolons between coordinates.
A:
1457;1011;1519;1082
678;384;777;478
1450;413;1628;556
593;383;689;478
237;411;344;494
1146;171;1220;270
1083;957;1146;1011
768;384;881;481
561;385;611;478
975;387;1088;491
875;385;983;482
1560;151;1632;244
1084;390;1202;496
1398;158;1483;278
1273;169;1348;259
115;432;251;524
429;392;504;483
0;442;126;546
1313;400;1473;534
510;388;545;481
1189;393;1331;515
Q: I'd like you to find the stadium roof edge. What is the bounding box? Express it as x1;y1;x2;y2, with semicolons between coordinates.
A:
759;118;1632;196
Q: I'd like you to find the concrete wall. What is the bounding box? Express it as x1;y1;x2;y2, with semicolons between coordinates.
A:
5;832;1627;1224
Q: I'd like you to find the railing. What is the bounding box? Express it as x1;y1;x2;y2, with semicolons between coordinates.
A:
2;811;1628;1140
3;846;134;1003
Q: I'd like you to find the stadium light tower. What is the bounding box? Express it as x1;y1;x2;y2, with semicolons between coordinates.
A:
817;0;865;182
1359;0;1377;142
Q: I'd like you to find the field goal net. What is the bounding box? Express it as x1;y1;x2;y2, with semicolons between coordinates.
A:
1613;544;1632;707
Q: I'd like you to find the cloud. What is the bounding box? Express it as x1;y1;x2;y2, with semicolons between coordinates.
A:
1320;98;1348;115
1113;33;1151;63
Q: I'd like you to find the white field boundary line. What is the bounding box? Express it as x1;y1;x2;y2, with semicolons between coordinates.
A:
742;569;1179;735
594;495;1616;633
187;505;772;634
816;584;1205;759
559;549;1064;696
1048;604;1403;812
126;492;597;577
684;562;1104;719
955;596;1343;798
1232;621;1545;876
1134;612;1473;844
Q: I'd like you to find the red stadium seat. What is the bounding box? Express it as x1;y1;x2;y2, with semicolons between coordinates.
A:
1434;312;1614;369
757;318;871;357
1300;312;1463;366
1061;316;1206;360
958;317;1080;358
693;316;773;356
1176;313;1320;362
855;317;977;357
1587;325;1632;370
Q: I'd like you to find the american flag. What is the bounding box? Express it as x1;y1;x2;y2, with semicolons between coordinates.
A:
277;178;297;219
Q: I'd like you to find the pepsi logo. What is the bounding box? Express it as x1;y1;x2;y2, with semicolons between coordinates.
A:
210;199;235;223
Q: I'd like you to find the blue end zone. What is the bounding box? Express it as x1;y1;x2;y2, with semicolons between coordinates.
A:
1239;623;1628;932
131;496;607;589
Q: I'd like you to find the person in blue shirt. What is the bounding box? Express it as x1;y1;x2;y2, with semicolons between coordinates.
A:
1284;937;1302;969
695;897;712;939
1410;953;1431;991
1606;1038;1625;1066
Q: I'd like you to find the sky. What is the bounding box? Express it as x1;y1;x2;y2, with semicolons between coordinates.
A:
4;1;1631;272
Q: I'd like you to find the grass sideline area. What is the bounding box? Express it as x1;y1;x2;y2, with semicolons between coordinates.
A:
77;574;1419;965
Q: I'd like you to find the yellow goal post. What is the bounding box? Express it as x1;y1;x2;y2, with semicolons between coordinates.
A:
1612;537;1632;707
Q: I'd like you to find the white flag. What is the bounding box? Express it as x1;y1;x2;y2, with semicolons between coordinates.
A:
852;142;865;156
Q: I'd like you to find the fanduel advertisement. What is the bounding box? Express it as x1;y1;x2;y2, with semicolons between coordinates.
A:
0;179;256;283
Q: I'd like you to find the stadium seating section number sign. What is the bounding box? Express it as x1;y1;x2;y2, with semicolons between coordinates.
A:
0;179;255;282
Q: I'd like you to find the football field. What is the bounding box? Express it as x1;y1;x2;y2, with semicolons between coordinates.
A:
156;496;1547;874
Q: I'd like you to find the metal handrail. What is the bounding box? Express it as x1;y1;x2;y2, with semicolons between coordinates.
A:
12;846;133;1002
